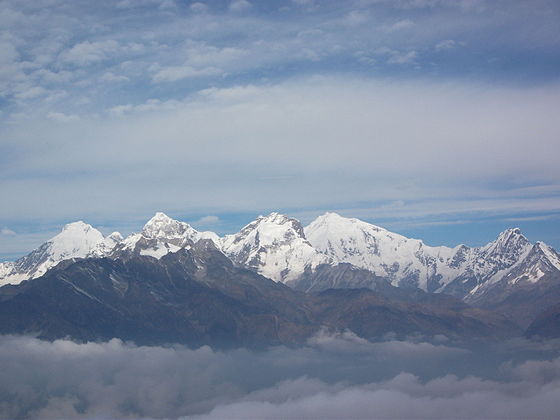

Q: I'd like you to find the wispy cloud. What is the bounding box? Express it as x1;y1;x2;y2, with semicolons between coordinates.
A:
195;215;220;225
0;228;16;236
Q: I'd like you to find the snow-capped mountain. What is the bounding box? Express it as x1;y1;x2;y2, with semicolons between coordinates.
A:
113;212;219;259
466;241;560;297
303;213;542;297
220;213;330;284
304;212;459;292
0;221;122;287
1;211;558;306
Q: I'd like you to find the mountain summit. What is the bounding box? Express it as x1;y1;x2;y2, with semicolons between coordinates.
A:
0;221;117;286
220;212;330;284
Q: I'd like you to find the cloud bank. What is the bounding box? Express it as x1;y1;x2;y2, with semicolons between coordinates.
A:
1;332;560;419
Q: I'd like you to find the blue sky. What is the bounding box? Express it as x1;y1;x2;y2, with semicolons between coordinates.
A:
1;0;560;259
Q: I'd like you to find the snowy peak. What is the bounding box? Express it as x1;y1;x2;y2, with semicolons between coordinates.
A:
48;221;105;261
305;212;450;291
310;212;386;232
223;212;305;250
481;228;531;260
115;212;220;260
0;221;113;286
142;212;196;240
221;212;329;283
91;231;123;257
506;241;560;284
535;241;560;264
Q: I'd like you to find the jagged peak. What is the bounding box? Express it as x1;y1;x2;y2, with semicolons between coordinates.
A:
533;241;560;264
107;231;124;242
480;227;531;260
142;212;196;237
497;227;523;237
237;212;304;237
491;227;529;245
258;212;293;224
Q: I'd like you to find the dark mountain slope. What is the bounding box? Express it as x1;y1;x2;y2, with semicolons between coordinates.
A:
0;241;520;347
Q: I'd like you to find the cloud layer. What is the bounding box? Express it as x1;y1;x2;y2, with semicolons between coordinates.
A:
1;332;560;419
1;0;560;255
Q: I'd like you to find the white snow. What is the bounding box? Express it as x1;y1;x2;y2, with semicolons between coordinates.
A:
140;242;181;259
221;212;330;283
304;212;460;290
115;212;221;260
304;212;539;292
537;242;560;271
0;221;109;287
2;211;558;297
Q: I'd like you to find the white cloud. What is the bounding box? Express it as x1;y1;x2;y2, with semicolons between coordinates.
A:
229;0;251;12
195;215;220;225
387;49;418;64
435;39;456;51
386;18;415;32
47;112;80;122
1;334;560;419
0;228;16;236
59;40;120;66
100;71;129;83
342;10;369;26
152;65;222;82
190;2;208;13
1;76;560;224
109;98;181;116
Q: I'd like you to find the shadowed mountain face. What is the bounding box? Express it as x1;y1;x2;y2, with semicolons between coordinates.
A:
526;302;560;338
0;241;518;347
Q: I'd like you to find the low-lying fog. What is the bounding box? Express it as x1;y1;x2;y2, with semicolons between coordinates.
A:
1;330;560;419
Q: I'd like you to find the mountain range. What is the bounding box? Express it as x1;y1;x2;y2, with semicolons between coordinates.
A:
1;211;559;343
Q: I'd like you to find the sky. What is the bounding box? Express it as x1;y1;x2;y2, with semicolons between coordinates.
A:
1;0;560;259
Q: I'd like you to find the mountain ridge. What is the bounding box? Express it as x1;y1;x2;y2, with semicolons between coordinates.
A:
1;211;559;330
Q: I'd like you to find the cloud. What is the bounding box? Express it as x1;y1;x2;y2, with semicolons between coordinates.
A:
189;371;560;419
0;228;16;236
386;18;415;32
1;334;559;419
229;0;251;12
1;76;560;228
1;0;560;243
190;2;208;13
100;72;129;83
108;98;181;115
152;65;223;82
59;40;121;66
435;39;456;51
195;215;220;225
47;112;80;122
386;49;418;64
342;10;369;26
